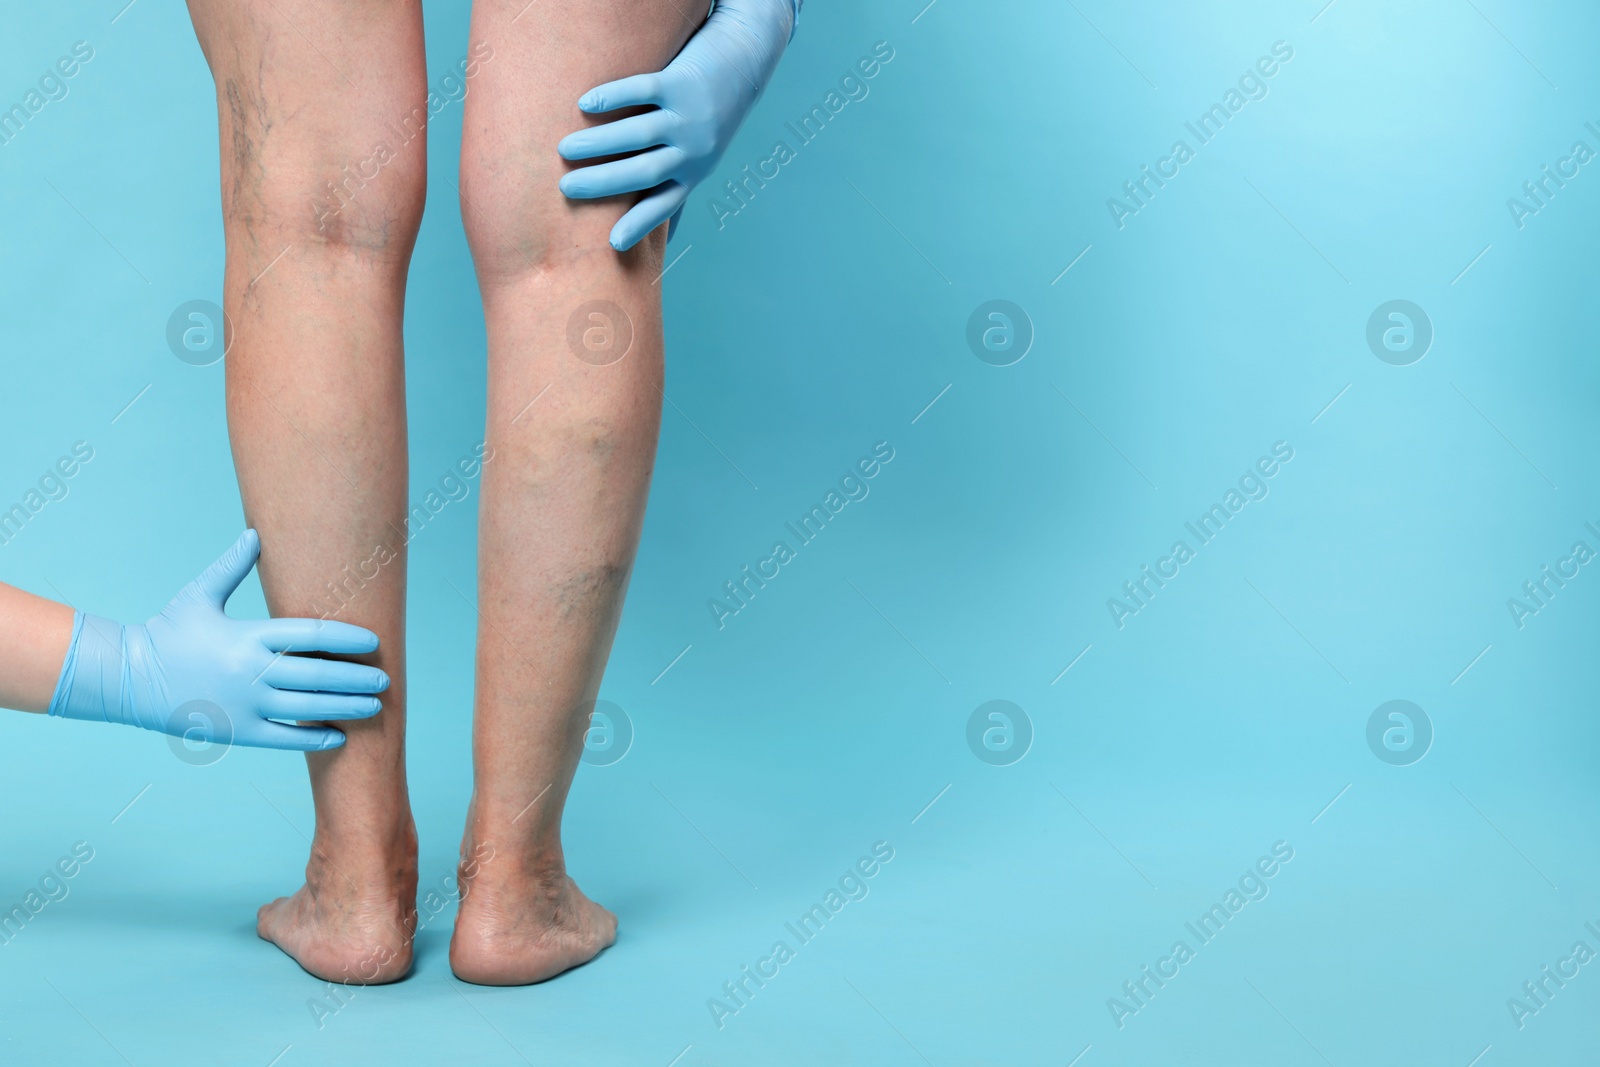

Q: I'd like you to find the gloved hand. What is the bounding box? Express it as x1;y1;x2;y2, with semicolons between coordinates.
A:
558;0;802;251
48;530;388;752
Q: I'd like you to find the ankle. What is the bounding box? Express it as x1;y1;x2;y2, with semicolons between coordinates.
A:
461;800;564;882
315;810;418;856
305;828;419;900
459;840;570;904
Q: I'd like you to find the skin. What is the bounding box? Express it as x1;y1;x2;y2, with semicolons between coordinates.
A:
449;0;701;986
186;0;427;984
0;583;74;713
184;0;701;985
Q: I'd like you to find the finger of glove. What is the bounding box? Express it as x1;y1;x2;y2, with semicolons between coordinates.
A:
559;146;684;200
667;204;685;242
560;111;678;162
262;655;390;695
260;688;384;723
579;73;665;113
235;720;351;752
258;618;381;655
181;529;261;608
611;181;691;252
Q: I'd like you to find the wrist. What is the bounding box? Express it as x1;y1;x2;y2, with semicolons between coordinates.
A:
48;613;136;725
716;0;799;40
44;611;88;717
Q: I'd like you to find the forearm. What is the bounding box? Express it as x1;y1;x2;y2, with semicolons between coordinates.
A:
0;581;76;713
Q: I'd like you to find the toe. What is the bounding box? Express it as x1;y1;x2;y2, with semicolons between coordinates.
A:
256;897;287;940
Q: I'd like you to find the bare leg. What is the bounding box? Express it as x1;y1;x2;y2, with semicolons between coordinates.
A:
448;1;702;985
187;0;427;984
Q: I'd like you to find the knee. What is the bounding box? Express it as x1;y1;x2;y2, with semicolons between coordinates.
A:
457;157;666;284
230;133;429;263
301;142;428;261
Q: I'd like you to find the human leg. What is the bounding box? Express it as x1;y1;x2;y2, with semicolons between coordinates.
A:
186;0;428;983
448;0;702;985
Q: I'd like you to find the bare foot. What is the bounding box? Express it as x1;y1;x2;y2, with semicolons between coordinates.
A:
257;831;419;986
449;834;617;986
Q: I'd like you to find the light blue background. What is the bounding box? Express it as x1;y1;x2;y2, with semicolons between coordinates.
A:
2;0;1599;1064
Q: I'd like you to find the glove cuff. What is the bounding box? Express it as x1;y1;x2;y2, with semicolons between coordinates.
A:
47;613;144;726
713;0;800;42
45;610;88;718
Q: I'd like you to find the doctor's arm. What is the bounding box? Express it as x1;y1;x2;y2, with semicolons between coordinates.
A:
0;531;389;751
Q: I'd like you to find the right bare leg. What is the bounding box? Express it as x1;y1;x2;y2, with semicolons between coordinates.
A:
447;0;703;986
186;0;428;984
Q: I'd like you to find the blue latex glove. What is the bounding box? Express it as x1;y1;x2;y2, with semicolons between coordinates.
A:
558;0;802;251
48;530;388;752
